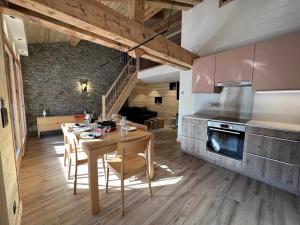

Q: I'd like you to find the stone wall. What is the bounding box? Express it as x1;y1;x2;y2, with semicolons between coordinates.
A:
21;41;123;133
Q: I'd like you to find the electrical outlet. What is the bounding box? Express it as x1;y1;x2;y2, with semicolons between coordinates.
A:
208;102;220;108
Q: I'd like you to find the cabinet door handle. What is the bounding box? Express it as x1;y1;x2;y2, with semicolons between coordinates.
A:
209;128;240;135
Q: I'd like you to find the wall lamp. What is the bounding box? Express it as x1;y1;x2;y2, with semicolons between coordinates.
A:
80;79;88;92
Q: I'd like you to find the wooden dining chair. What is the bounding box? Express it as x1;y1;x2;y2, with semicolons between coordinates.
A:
127;121;148;131
67;132;107;195
106;136;152;216
62;125;71;167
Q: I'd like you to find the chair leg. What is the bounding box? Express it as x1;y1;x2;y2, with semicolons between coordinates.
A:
64;149;67;166
102;155;106;181
68;157;72;179
146;167;153;198
106;167;109;194
73;164;77;195
121;178;124;216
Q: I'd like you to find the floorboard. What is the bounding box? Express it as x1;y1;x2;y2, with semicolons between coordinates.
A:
20;129;300;225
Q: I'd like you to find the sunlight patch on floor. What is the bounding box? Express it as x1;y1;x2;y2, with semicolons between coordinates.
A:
53;144;182;191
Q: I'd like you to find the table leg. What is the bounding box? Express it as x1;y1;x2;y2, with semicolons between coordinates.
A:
88;150;100;215
148;133;155;179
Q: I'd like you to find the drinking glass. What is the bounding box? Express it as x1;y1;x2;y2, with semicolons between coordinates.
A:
121;116;127;127
106;125;112;133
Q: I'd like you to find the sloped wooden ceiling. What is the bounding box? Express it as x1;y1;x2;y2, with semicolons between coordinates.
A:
24;0;163;44
1;0;201;69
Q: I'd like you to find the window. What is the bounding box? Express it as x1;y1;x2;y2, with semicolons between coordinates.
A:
154;97;162;105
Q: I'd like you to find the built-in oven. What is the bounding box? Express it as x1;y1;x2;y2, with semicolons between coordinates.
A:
207;120;246;160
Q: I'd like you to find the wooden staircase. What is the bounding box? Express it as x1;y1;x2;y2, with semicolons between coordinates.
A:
102;57;138;120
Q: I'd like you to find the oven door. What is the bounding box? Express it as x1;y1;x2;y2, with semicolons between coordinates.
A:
207;127;245;160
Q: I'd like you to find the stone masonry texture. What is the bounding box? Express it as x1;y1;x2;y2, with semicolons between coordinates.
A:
21;41;123;133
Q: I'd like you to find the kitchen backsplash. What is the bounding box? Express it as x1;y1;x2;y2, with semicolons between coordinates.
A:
252;90;300;124
196;86;254;119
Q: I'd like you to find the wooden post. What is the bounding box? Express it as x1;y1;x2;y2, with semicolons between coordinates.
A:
102;95;106;121
128;0;145;24
136;56;140;72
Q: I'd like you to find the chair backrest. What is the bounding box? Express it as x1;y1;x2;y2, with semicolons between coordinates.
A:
61;124;69;148
67;132;80;157
74;114;85;123
118;136;150;157
127;121;147;131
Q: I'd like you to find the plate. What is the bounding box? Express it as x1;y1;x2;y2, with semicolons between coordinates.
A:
123;126;137;131
80;132;101;139
69;123;84;128
73;127;91;132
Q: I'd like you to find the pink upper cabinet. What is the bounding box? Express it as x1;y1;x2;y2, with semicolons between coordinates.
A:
215;45;255;84
253;32;300;91
192;55;216;93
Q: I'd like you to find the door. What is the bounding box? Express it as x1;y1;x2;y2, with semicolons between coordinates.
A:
253;32;300;91
192;55;216;93
215;44;255;83
4;44;24;168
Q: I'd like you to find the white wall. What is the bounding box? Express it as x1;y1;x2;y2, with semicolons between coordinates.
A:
178;0;300;138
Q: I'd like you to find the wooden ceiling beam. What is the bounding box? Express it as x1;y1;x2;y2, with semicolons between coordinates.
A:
5;0;198;69
128;0;145;58
149;11;181;33
69;36;80;46
99;0;198;11
174;0;202;6
128;0;144;24
146;0;193;11
0;6;130;51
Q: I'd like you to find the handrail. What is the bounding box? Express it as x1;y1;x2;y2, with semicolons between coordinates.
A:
102;57;137;120
104;58;133;98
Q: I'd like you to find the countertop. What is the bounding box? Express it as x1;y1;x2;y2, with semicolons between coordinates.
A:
247;120;300;132
183;114;300;132
183;114;217;120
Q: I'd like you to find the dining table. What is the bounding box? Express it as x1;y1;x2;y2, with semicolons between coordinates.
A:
62;123;155;215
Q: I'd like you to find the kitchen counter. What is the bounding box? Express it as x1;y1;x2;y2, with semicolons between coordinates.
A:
247;120;300;132
181;114;300;195
183;114;216;120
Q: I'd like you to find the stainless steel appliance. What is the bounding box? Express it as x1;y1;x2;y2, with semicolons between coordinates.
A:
206;119;247;160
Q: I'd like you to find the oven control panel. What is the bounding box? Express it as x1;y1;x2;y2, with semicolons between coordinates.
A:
207;120;246;132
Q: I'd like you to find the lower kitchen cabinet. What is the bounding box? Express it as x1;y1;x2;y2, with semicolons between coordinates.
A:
181;116;207;158
243;124;300;195
243;153;300;195
245;133;300;165
181;136;206;157
182;122;207;140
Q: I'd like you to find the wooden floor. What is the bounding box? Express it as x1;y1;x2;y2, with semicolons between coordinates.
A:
20;129;300;225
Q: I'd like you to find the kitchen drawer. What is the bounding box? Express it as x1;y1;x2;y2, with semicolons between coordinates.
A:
245;133;300;165
181;136;206;157
246;125;300;141
182;117;207;126
182;122;207;141
243;153;300;195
